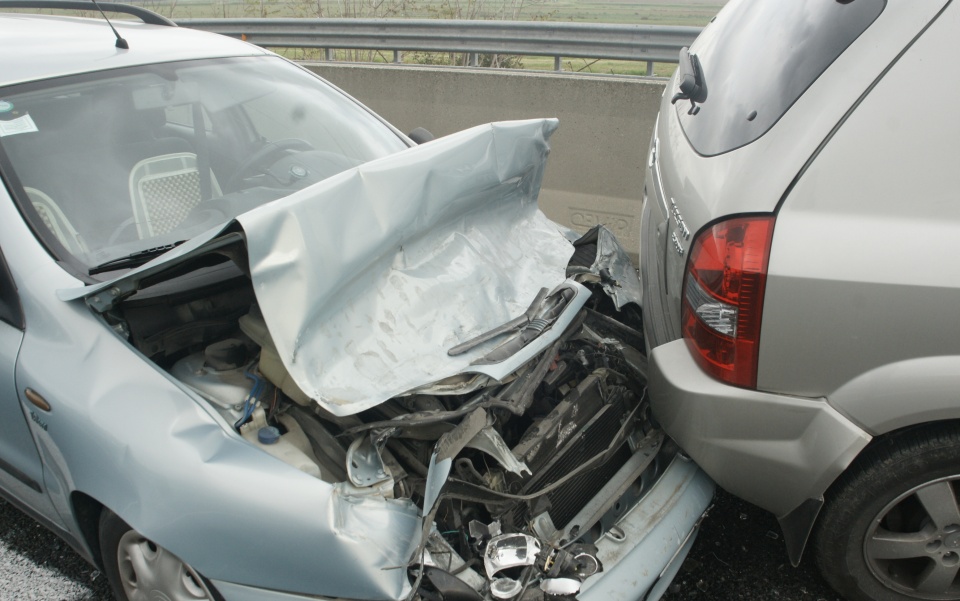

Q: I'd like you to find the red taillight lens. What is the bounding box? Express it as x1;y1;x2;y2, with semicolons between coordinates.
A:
681;215;775;389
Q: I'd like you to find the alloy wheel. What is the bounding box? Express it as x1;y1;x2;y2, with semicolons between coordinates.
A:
864;476;960;600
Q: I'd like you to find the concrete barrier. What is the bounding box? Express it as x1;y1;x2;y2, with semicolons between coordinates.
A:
303;63;668;258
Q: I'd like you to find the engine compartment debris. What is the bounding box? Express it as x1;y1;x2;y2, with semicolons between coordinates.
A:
69;120;676;599
101;225;667;599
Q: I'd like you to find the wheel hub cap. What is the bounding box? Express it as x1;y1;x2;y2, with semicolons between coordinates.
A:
116;531;214;601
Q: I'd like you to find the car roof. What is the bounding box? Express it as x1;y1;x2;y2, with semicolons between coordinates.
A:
0;12;269;87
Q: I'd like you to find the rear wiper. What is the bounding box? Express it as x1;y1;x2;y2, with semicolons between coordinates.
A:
88;241;186;275
671;47;708;115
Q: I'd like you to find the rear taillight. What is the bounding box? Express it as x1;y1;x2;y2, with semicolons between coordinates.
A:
681;215;775;389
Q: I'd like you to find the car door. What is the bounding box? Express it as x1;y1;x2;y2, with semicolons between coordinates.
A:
0;249;52;508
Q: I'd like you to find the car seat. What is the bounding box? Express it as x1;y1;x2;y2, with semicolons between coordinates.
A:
129;152;222;239
24;187;88;256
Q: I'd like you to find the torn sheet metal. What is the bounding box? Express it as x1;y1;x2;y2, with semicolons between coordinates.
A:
465;426;530;476
423;407;489;514
569;226;643;309
236;119;574;416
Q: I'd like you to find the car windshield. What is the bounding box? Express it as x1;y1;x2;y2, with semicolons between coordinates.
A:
0;56;408;275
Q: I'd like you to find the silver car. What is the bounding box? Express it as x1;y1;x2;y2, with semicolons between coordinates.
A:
643;1;960;600
0;3;712;600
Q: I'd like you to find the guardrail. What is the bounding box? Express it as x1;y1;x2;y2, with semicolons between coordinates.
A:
176;18;701;75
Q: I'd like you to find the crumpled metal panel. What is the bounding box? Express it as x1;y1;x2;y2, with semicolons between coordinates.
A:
592;226;643;309
63;119;576;416
236;119;573;415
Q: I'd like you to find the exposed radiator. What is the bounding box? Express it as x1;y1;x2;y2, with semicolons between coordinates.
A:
505;374;637;530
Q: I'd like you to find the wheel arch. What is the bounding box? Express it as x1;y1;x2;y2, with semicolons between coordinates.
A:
809;419;960;600
820;419;960;505
829;355;960;437
796;418;960;566
780;357;960;564
787;420;960;567
69;490;106;570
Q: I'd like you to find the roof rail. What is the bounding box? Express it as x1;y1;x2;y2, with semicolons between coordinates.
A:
0;0;175;26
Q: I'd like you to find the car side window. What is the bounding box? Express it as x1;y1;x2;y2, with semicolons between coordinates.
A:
0;250;23;330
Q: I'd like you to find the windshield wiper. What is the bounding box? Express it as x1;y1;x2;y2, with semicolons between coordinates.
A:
88;241;186;275
671;47;708;115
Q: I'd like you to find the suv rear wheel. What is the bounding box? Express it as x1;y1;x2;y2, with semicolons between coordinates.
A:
815;425;960;601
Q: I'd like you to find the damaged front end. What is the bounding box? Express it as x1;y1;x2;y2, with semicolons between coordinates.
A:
64;120;709;600
406;262;661;600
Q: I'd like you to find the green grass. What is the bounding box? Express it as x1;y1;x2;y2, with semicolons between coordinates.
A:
531;1;722;25
522;56;680;77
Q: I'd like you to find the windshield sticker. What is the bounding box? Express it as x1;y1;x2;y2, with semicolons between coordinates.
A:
0;114;38;137
0;101;12;113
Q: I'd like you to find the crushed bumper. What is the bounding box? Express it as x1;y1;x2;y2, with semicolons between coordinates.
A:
579;456;713;601
213;447;712;601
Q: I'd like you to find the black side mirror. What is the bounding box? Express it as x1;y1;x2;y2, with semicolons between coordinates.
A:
671;47;708;115
408;127;435;144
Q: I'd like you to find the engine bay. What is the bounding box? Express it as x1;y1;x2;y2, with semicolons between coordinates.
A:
105;229;669;600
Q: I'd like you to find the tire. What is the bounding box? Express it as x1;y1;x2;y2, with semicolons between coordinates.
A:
814;424;960;601
99;509;223;601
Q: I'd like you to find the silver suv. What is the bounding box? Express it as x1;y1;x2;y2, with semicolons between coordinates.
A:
644;1;960;600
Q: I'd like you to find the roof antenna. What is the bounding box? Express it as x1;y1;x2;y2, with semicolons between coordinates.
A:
89;0;130;49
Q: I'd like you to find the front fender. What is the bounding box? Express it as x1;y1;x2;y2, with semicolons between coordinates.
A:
16;299;419;600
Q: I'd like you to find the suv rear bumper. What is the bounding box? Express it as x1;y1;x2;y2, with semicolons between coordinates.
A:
648;339;872;520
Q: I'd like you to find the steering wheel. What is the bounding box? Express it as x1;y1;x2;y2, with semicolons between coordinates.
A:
226;138;315;191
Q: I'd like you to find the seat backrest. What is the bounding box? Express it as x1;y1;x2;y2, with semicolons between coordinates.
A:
25;187;88;256
129;152;221;239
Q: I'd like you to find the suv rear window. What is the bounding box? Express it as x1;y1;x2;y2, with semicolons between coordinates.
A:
677;0;885;156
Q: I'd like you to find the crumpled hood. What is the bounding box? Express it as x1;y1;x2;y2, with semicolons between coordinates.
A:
238;118;577;414
64;119;582;416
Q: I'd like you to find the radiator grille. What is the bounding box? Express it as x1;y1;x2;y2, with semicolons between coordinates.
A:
509;388;634;530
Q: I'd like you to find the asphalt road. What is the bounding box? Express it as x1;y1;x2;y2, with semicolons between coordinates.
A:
0;500;109;600
0;490;845;601
662;490;843;601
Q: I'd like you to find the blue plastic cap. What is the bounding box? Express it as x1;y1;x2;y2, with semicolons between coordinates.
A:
258;426;281;445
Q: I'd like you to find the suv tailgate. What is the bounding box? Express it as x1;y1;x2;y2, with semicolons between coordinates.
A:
642;0;951;351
